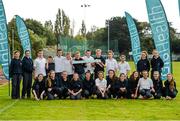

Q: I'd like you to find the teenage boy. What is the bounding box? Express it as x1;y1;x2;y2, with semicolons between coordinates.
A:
34;50;46;78
54;49;65;85
105;50;118;76
118;55;131;76
82;50;95;78
94;49;105;79
22;50;33;99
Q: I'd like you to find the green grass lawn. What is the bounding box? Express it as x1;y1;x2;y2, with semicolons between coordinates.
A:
0;62;180;120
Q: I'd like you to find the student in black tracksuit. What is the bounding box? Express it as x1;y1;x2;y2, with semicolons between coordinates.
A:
68;73;83;100
94;49;105;79
128;71;140;99
73;51;86;80
57;71;70;99
150;50;164;78
164;74;178;100
32;74;46;100
106;70;118;98
82;71;95;99
46;70;60;100
22;50;34;99
10;51;22;99
137;51;150;77
112;73;128;99
45;56;55;76
151;71;163;99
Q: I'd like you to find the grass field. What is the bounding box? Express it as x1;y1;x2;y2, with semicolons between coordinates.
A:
0;62;179;120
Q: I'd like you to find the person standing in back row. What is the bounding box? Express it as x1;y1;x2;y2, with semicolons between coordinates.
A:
10;50;22;99
83;50;95;79
118;55;131;76
94;49;105;79
54;49;65;85
22;50;33;99
150;49;164;78
137;51;150;77
73;51;86;80
105;50;118;77
34;50;46;79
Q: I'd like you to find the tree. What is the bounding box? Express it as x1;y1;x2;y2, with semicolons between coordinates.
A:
80;20;86;38
44;20;53;31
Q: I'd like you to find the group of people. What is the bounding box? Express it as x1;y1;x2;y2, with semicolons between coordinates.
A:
10;49;178;100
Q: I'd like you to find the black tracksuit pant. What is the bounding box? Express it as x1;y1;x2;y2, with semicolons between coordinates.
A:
12;74;22;99
22;72;32;98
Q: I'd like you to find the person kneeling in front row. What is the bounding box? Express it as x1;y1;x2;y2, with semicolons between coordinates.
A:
135;70;155;99
32;74;46;101
46;70;60;100
68;73;83;100
95;71;108;99
164;73;178;100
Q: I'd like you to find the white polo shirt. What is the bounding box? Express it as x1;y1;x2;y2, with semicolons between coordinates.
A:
34;57;46;77
82;56;95;74
105;58;118;75
54;56;65;73
63;58;74;75
137;77;153;90
95;78;107;90
118;61;131;75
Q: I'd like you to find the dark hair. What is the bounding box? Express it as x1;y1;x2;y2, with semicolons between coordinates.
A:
108;69;117;82
57;49;62;52
130;71;140;81
85;70;91;74
25;50;30;53
86;50;91;52
48;56;53;59
38;49;43;52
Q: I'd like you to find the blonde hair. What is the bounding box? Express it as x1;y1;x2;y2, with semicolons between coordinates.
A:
96;49;102;53
141;51;148;58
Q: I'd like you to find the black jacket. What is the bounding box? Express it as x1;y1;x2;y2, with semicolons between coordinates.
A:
58;78;70;90
83;78;95;91
22;56;33;73
10;58;22;77
46;62;55;75
73;58;86;75
152;79;163;93
32;79;46;92
69;80;83;92
151;56;164;72
94;56;105;72
164;80;178;96
128;78;139;93
112;80;128;90
137;59;150;72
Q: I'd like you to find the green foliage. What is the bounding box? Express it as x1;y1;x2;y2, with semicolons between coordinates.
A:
54;9;71;40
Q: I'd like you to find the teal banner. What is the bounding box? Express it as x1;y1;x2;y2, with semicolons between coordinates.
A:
15;15;31;56
125;12;141;66
0;0;10;79
179;0;180;16
146;0;171;80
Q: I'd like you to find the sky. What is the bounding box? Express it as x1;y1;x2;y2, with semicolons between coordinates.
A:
3;0;180;34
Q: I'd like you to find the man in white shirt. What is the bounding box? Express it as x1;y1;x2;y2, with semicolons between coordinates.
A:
118;55;131;75
105;50;118;76
63;52;74;80
34;50;46;78
54;49;65;82
82;50;95;77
